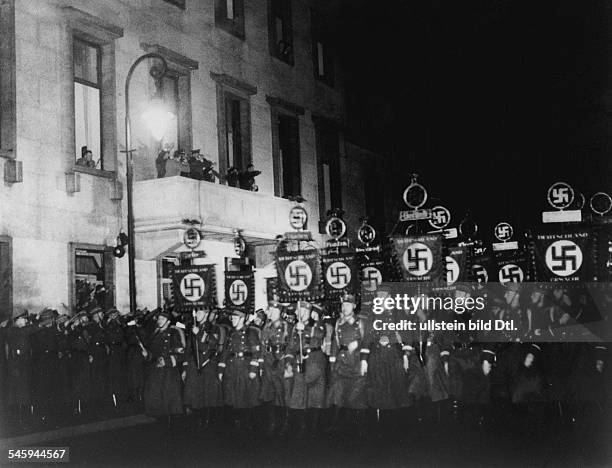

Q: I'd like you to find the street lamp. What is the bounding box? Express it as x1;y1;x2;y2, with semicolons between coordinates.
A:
124;53;174;314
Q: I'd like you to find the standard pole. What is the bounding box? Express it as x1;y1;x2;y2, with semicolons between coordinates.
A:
124;53;167;315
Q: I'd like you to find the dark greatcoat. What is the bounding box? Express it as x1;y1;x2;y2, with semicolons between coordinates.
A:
4;326;34;406
183;322;224;409
106;321;127;396
143;325;185;416
69;327;91;403
31;326;60;412
218;326;261;409
259;320;290;406
125;326;146;395
286;320;327;410
327;318;367;409
87;323;109;401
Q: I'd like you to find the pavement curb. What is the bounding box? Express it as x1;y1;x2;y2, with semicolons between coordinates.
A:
0;415;155;450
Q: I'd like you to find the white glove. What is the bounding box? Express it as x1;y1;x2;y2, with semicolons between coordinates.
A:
347;340;359;353
218;373;224;381
284;364;294;379
88;355;93;364
248;372;257;380
157;357;166;368
192;326;200;335
181;370;187;381
403;355;409;372
360;360;368;376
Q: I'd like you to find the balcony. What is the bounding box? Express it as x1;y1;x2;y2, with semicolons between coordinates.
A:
133;176;312;259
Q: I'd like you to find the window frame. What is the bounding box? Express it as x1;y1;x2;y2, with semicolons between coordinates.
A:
211;73;257;179
0;235;13;321
311;9;335;87
63;7;123;179
215;0;246;40
313;116;343;228
0;0;16;160
268;0;294;65
73;36;104;170
68;242;115;313
267;96;304;198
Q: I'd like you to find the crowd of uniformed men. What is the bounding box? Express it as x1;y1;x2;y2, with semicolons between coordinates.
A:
0;288;608;439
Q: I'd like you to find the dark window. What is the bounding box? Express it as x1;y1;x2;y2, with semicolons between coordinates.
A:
223;92;251;173
163;0;186;8
311;10;334;86
215;0;245;39
159;256;179;308
273;113;300;198
0;237;12;321
315;121;341;218
73;246;114;311
74;38;102;169
268;0;293;64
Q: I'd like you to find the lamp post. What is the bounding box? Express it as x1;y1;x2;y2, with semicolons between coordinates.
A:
124;53;173;314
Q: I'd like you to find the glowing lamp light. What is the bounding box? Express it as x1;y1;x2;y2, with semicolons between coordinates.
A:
141;97;175;141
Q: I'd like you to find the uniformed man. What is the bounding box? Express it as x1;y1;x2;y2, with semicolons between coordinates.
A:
259;300;291;435
69;313;91;417
125;310;147;409
327;294;367;435
106;309;127;411
218;309;261;432
31;308;60;426
183;308;225;430
87;307;109;416
143;311;184;423
4;312;34;428
76;146;96;168
360;288;410;435
56;314;72;422
285;301;327;436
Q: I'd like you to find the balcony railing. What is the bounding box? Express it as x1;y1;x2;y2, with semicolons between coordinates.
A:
133;176;311;242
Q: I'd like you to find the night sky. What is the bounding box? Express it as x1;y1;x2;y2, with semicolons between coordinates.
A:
332;0;612;237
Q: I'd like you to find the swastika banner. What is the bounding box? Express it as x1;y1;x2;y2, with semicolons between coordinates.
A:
391;234;445;282
321;252;358;298
532;229;594;282
494;249;530;285
224;270;254;313
444;245;472;286
275;248;322;301
171;264;216;312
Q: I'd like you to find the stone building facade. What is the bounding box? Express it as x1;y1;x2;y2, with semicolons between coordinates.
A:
0;0;387;317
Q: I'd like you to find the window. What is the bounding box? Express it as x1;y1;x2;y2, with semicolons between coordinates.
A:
212;73;257;179
0;0;16;158
215;0;245;39
268;0;293;64
364;163;386;233
270;108;301;198
0;236;12;321
314;119;342;220
74;38;102;169
159;256;179;308
161;74;180;151
311;10;334;86
70;244;114;312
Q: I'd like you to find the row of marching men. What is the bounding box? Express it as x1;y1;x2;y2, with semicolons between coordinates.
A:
143;291;609;437
0;306;156;431
1;293;608;436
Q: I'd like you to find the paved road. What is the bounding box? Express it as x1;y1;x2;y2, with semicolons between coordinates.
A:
33;416;610;468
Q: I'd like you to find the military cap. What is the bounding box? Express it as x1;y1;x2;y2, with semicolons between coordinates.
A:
342;293;357;304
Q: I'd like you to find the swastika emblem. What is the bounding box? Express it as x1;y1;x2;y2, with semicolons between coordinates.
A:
289;206;308;230
494;222;513;242
498;264;524;284
403;242;433;276
362;267;382;292
284;260;313;291
445;256;460;284
429;205;451;229
545;240;583;277
229;279;248;306
472;264;489;283
326;261;351;289
180;273;205;302
547;182;574;210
